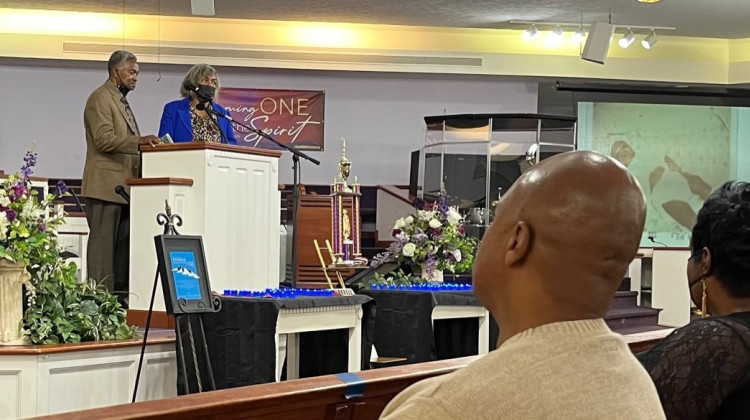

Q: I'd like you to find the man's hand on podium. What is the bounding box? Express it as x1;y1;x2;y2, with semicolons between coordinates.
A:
139;135;160;148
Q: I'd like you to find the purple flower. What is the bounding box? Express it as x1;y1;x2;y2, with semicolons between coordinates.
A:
38;217;47;232
412;232;428;245
424;253;438;274
5;209;16;221
9;184;27;201
56;180;69;196
437;200;450;216
458;225;466;236
391;228;402;237
20;150;37;180
412;197;426;210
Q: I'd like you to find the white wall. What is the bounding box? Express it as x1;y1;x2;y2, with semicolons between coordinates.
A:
0;59;537;185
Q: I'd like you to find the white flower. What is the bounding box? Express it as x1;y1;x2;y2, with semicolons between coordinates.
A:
447;209;461;224
0;196;9;207
429;219;442;229
402;243;416;257
22;199;42;220
0;212;8;241
418;210;434;221
405;216;414;225
393;218;405;230
453;249;462;262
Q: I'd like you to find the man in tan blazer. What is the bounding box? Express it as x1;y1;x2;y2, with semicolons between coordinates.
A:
82;50;159;300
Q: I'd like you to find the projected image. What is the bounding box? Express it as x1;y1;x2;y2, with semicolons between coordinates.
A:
169;250;202;301
582;103;732;243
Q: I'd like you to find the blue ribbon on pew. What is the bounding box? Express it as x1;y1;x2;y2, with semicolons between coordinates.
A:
336;372;365;399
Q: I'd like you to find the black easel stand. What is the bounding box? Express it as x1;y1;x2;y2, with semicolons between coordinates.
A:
208;109;320;288
131;201;220;401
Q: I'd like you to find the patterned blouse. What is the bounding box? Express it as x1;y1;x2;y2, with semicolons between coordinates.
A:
190;107;221;143
637;312;750;419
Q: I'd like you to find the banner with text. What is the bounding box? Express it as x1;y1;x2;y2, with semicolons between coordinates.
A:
221;88;325;151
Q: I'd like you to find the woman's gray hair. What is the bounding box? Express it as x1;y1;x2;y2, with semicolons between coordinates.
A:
108;50;137;75
180;64;221;99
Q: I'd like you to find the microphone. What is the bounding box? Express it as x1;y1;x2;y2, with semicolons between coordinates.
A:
184;83;213;101
115;185;130;204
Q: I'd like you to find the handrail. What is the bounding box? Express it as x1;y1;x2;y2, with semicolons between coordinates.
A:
377;185;412;207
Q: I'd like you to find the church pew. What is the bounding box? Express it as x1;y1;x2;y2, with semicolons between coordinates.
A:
35;356;477;420
34;332;669;420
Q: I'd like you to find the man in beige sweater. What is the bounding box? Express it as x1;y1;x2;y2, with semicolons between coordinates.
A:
380;151;665;419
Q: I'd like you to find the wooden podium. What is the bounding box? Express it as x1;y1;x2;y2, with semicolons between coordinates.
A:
128;143;282;320
286;194;356;288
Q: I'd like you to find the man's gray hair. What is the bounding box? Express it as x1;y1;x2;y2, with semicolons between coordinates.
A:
108;50;137;75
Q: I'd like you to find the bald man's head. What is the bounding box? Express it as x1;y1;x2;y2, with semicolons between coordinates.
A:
473;151;646;324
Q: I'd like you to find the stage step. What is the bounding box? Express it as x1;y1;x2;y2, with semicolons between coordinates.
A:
609;291;638;309
606;307;661;332
615;324;672;336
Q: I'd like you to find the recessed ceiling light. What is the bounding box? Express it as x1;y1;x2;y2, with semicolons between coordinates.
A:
636;0;662;3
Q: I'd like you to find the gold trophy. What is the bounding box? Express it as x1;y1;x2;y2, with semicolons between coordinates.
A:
337;139;353;193
331;138;362;262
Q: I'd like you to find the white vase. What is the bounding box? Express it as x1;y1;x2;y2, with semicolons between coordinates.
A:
0;260;31;345
420;264;444;283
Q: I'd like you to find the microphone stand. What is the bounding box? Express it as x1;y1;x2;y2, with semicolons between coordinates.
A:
208;109;320;288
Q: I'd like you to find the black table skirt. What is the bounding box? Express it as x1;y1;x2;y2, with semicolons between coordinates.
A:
176;291;498;393
360;290;499;364
176;294;371;393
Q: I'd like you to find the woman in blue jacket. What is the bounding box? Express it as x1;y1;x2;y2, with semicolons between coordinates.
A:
159;64;237;145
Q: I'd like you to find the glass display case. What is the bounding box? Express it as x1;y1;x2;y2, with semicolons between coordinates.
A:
419;113;577;239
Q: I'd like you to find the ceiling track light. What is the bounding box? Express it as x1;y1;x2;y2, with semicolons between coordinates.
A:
571;26;587;44
522;24;539;41
546;25;564;44
619;29;635;48
510;21;675;46
642;30;658;49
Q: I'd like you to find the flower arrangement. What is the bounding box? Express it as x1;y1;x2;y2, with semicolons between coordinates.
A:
0;148;136;344
0;151;65;265
372;193;479;281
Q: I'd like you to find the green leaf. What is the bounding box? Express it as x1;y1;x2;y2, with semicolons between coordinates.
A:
79;300;98;317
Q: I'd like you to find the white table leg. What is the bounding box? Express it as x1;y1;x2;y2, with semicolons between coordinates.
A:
478;309;490;355
347;307;363;372
286;333;300;380
274;333;287;382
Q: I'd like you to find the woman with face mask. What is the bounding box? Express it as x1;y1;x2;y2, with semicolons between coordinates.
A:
637;181;750;419
158;63;237;145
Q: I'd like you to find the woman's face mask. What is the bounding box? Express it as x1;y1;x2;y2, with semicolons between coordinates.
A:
196;84;216;101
